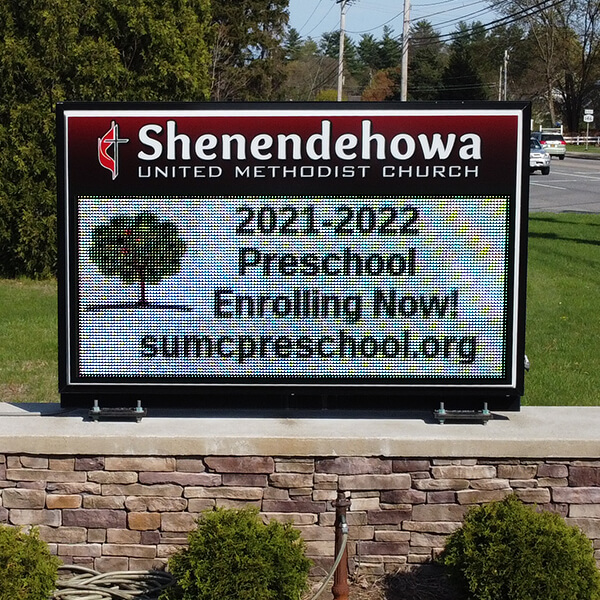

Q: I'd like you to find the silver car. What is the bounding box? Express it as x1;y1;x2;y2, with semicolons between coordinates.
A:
530;138;550;175
531;131;566;159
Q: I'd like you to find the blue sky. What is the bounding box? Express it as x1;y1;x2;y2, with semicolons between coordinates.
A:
287;0;501;42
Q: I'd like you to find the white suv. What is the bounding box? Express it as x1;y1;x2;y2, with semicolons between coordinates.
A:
531;131;566;160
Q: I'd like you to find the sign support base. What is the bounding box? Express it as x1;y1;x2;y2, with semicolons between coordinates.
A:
433;401;492;425
89;399;147;422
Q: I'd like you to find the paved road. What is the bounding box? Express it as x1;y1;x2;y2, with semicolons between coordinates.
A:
529;156;600;213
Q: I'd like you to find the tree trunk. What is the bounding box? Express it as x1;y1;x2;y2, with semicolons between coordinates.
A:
547;77;557;127
138;269;149;307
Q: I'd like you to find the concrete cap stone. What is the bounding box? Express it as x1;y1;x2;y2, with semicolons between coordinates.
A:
0;404;598;458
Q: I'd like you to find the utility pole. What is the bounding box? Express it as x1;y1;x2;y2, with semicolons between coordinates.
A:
401;0;410;101
503;50;509;101
337;0;349;101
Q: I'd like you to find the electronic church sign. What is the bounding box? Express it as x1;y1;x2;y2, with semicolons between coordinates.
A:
57;102;529;411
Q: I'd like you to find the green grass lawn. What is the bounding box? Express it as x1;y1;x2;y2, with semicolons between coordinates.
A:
524;212;600;405
0;212;598;406
567;144;600;154
0;278;59;403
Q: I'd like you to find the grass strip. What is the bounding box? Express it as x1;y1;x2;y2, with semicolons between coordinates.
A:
0;279;59;403
524;212;600;405
567;144;600;154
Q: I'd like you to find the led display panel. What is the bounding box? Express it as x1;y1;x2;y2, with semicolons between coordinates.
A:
58;103;529;410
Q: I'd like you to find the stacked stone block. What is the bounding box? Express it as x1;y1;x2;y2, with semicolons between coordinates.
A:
0;454;599;574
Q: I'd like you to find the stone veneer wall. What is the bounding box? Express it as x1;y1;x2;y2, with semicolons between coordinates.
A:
1;453;599;575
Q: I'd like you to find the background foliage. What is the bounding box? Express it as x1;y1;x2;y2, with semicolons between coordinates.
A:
2;0;600;278
0;0;294;279
283;0;600;124
210;0;289;101
0;0;212;278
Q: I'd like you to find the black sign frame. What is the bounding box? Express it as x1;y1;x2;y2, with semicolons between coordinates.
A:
57;101;530;411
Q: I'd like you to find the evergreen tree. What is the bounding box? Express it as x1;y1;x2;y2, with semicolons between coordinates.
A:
470;23;528;101
0;0;211;278
439;23;488;100
210;0;289;101
319;31;361;77
284;27;304;61
358;33;382;71
408;20;445;100
379;26;402;69
318;30;362;96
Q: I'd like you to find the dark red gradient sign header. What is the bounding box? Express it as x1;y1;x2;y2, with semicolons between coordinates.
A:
65;107;520;196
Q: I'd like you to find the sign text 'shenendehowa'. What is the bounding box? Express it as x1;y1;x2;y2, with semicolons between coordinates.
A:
136;120;482;161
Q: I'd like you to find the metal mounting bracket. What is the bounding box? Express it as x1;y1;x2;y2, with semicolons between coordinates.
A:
89;399;147;422
433;401;492;425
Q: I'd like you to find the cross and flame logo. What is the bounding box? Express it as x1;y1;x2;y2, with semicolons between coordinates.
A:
98;121;129;180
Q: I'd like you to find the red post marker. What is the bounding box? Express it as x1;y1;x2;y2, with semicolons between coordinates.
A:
332;491;351;600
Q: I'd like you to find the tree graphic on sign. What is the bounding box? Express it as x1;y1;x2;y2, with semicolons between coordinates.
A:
89;212;186;308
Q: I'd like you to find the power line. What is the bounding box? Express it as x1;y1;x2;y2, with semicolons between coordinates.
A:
304;2;337;37
343;0;561;41
344;0;513;35
438;82;499;89
418;0;484;8
294;0;567;97
310;58;343;93
293;0;564;48
346;9;404;33
346;0;496;34
297;0;325;35
416;2;499;29
405;0;567;44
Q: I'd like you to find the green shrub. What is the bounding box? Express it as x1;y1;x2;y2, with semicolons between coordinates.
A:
161;507;312;600
439;495;600;600
0;525;60;600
